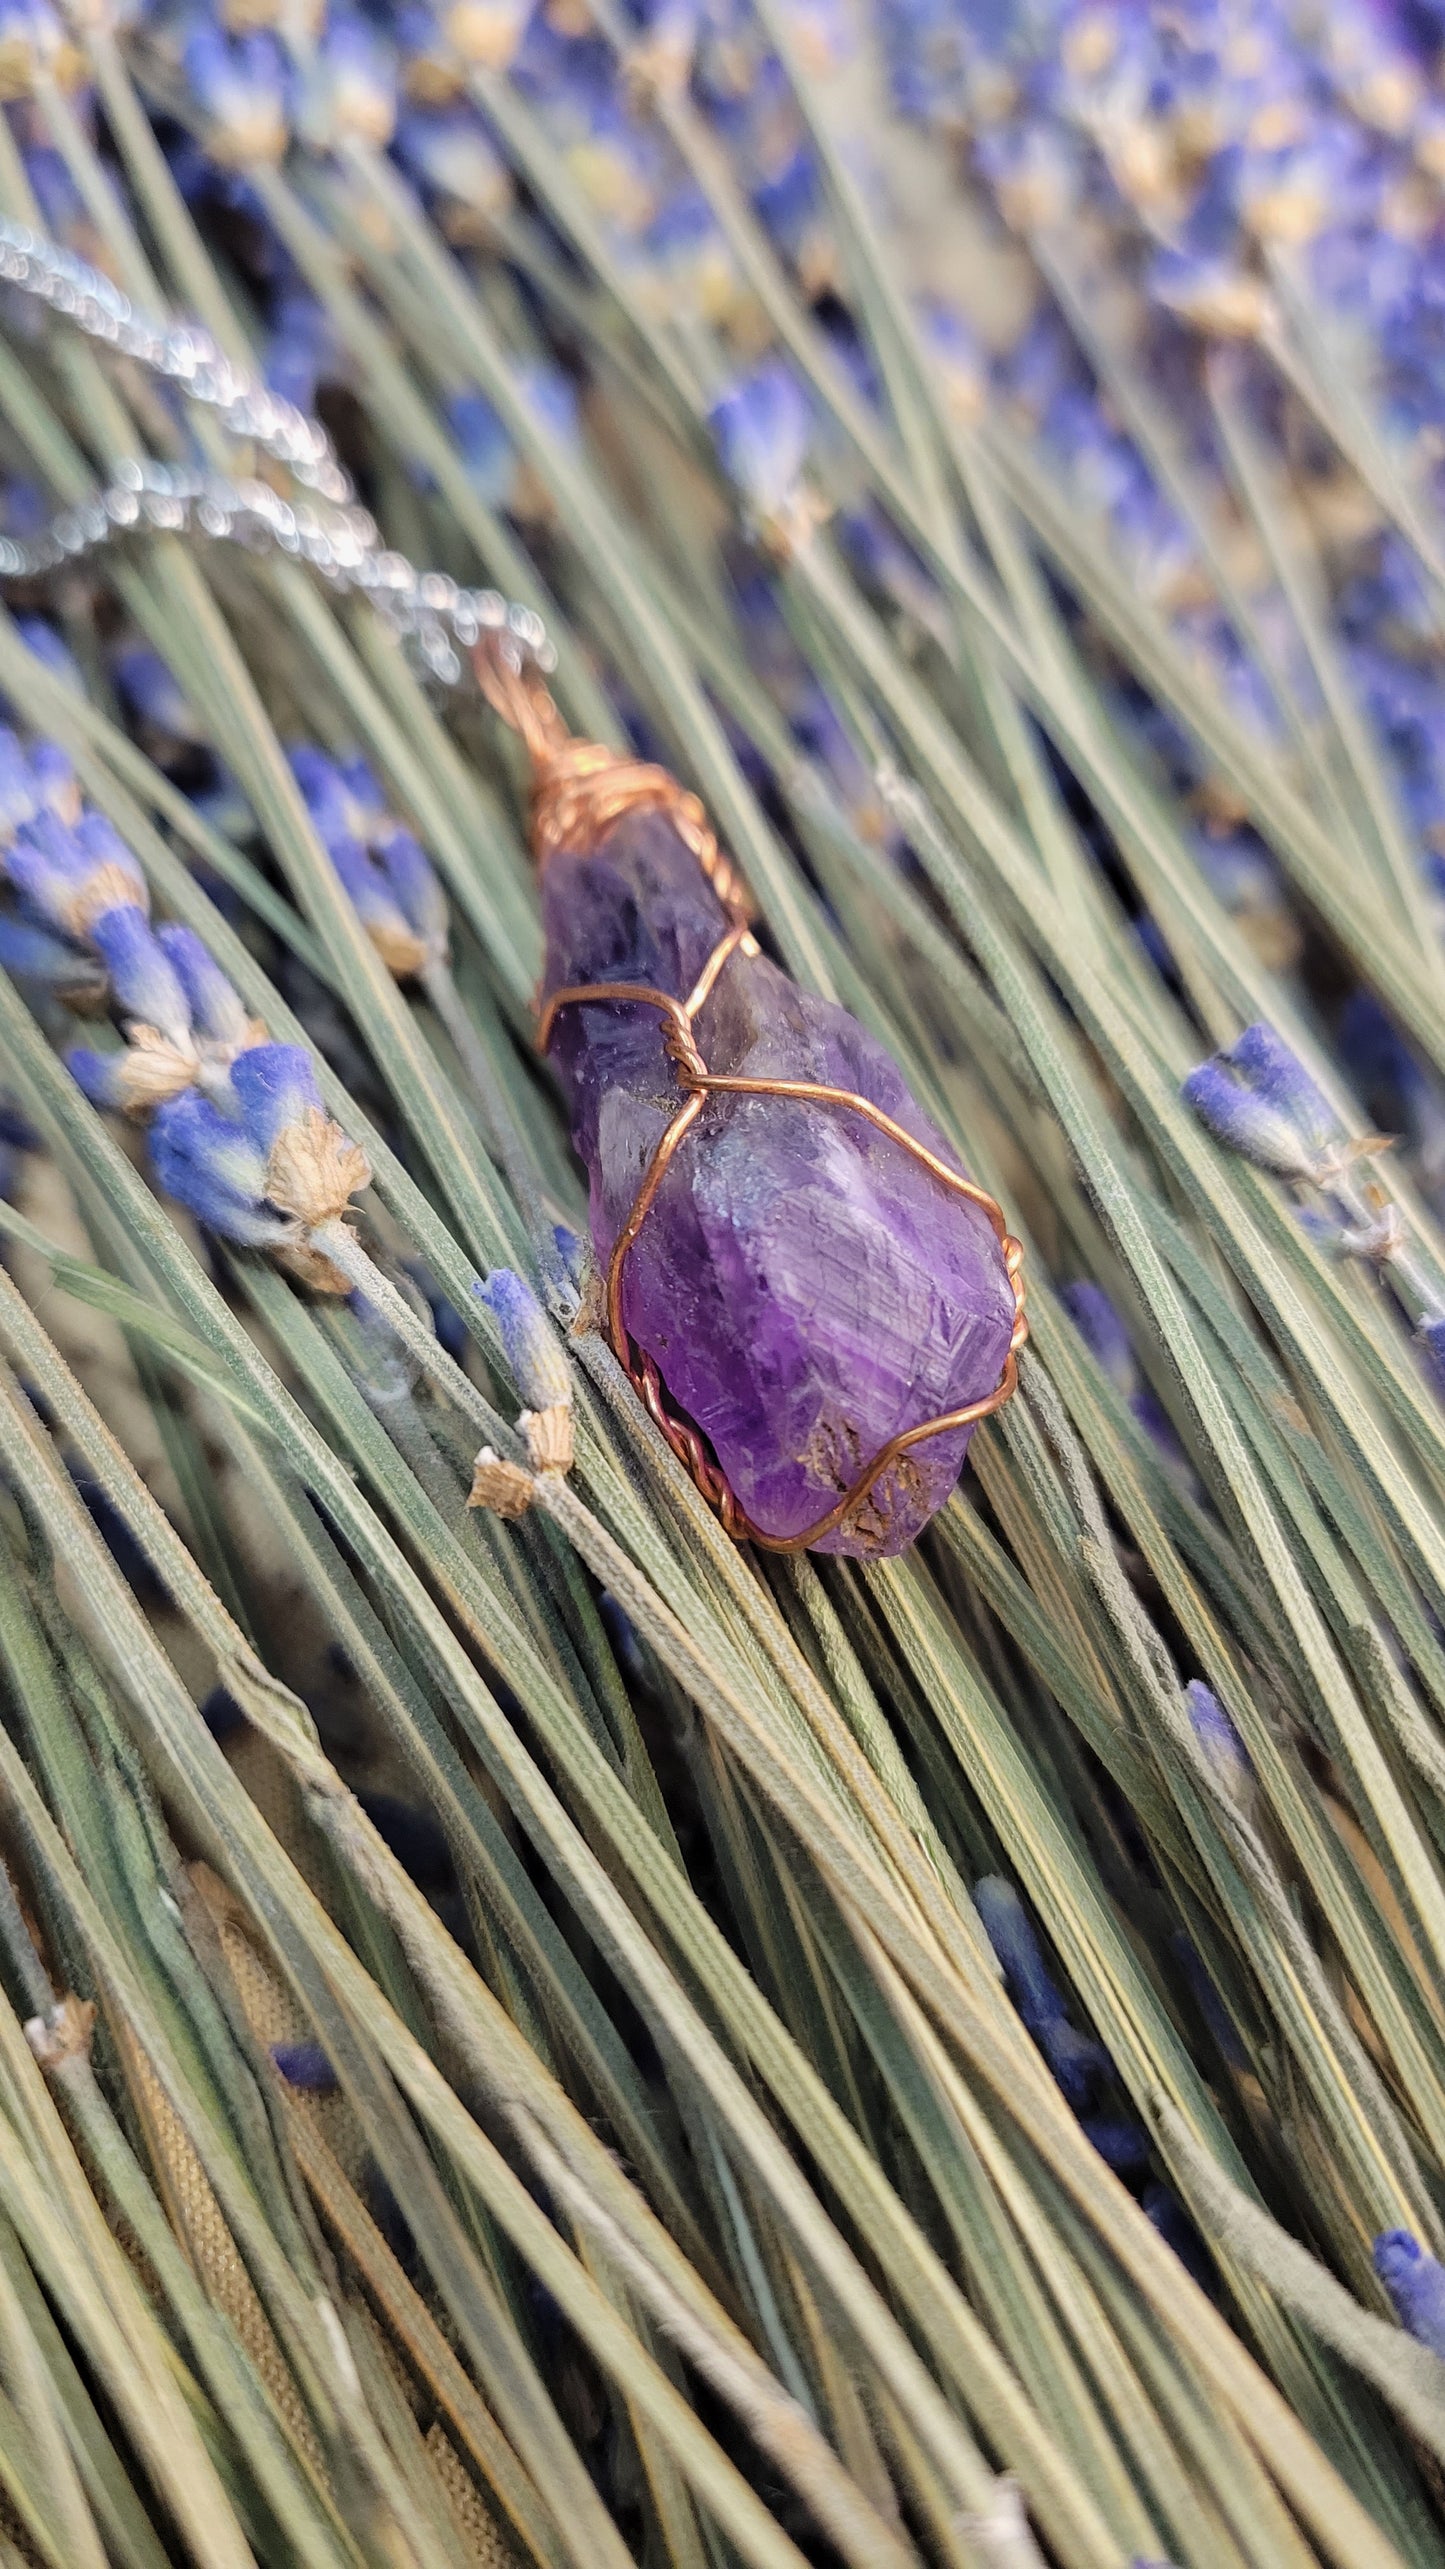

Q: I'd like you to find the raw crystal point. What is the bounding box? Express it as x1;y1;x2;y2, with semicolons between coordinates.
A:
542;810;1017;1555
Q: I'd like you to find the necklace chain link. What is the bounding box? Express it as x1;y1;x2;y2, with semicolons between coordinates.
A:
0;216;555;684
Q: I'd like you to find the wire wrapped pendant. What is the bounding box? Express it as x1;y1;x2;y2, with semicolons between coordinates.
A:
480;648;1026;1557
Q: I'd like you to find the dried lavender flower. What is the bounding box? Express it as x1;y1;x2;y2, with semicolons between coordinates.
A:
67;916;261;1114
709;358;812;519
476;1265;573;1472
149;1042;369;1291
1185;1681;1254;1812
1183;1024;1341;1180
290;747;448;979
270;2041;338;2092
973;1874;1110;2110
1374;2231;1445;2358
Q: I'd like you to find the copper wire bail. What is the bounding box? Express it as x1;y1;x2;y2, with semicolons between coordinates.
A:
477;639;1028;1553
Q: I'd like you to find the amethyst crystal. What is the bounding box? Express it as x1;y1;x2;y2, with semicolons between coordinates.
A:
541;811;1016;1555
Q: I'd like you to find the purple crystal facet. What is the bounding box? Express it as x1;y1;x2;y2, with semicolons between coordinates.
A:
541;811;1016;1556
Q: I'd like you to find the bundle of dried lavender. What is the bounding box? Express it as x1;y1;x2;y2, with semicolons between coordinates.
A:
0;4;1439;2567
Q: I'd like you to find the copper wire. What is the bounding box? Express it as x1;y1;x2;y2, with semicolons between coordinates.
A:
474;643;754;919
479;637;1027;1553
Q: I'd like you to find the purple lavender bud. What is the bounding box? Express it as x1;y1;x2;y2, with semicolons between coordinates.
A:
644;181;734;318
709;359;811;515
1061;1280;1136;1394
1061;1277;1193;1482
298;755;448;974
966;1890;1069;2065
66;1046;146;1111
89;908;192;1046
974;1875;1108;2106
13;617;81;695
975;121;1083;232
916;297;985;422
1297;1207;1349;1255
1419;1316;1445;1401
402;1259;469;1363
751;145;822;264
542;89;660;241
1148;245;1270;339
477;1267;571;1415
443;397;506;512
230;1043;323;1157
335;829;437;977
5;810;147;941
377;824;447;955
1079;2116;1151;2173
1185;1680;1252;1802
334;756;386;825
638;0;699;70
1182;1058;1321;1179
0;916;101;1000
270;2040;338;2092
26;741;78;820
288;745;353;849
357;1790;453;1891
23;146;85;248
998;311;1082;425
297;9;396;153
448;366;576;512
72;813;148;911
1039;2015;1112;2108
320;827;375;909
200;1684;245;1739
265;290;340;416
113;646;201;745
1171;1931;1249;2070
155;924;253;1052
1226;1025;1338;1159
880;0;971;124
1144;2183;1214;2291
393;104;513;232
553;1223;586;1291
183;25;289;165
149;1090;292;1248
0;480;49;541
1374;2231;1445;2357
599;1589;646;1683
518;360;579;451
0;728;35;834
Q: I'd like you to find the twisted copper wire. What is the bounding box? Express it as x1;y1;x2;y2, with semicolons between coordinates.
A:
474;647;754;919
479;639;1027;1553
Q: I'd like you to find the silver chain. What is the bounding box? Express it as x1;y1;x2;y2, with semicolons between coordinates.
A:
0;217;555;683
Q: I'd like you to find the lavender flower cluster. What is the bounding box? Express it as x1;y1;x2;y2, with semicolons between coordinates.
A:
289;744;449;981
945;2;1445;958
0;713;368;1276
